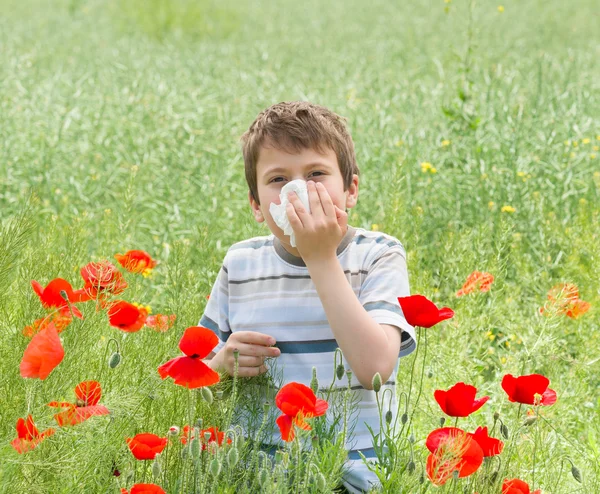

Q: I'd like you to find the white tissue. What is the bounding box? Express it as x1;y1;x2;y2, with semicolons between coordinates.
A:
269;179;312;247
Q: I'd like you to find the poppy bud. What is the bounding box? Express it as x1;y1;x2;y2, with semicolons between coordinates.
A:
60;290;69;301
210;458;221;477
263;401;270;413
500;423;509;439
571;464;582;483
452;470;459;480
152;457;162;479
400;412;407;424
191;438;200;459
346;370;353;386
419;473;425;484
372;372;382;393
386;410;393;425
315;472;326;490
493;411;500;421
440;417;446;427
489;470;499;484
407;460;415;473
108;352;121;368
168;425;180;436
336;364;345;381
523;415;537;426
427;369;433;378
408;433;415;444
311;367;319;393
258;468;269;487
201;387;213;404
227;447;239;468
216;390;224;400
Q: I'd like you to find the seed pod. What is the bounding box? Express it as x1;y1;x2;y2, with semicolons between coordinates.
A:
216;390;224;400
227;447;239;468
407;460;415;473
204;432;212;442
452;470;459;479
152;458;162;479
60;290;69;301
440;417;446;427
336;364;345;381
201;387;214;404
500;423;509;439
408;433;415;444
190;438;200;459
401;412;408;424
386;410;393;425
571;464;582;483
372;372;382;393
263;401;270;413
258;468;269;487
210;458;221;477
311;367;319;393
315;472;326;491
108;352;121;368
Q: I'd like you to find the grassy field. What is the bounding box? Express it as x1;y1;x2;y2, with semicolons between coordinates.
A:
1;0;599;492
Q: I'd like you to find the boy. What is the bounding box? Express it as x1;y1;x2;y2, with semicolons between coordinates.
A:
200;101;416;492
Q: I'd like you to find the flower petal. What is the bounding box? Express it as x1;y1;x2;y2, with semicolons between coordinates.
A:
157;356;220;389
20;324;64;380
178;326;219;359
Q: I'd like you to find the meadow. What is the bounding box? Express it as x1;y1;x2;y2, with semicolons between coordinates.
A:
0;0;599;492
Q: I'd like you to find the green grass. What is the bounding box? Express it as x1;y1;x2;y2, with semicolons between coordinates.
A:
1;0;599;492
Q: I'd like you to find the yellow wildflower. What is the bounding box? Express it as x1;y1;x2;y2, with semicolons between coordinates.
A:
573;141;578;147
371;224;379;231
582;138;591;144
501;205;516;213
441;139;451;147
591;154;597;159
394;140;404;147
517;171;526;177
593;145;599;151
580;198;587;205
564;140;570;146
497;5;504;12
488;201;495;210
420;162;433;172
500;357;507;364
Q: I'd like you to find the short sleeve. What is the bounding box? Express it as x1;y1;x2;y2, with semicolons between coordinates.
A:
198;253;231;355
359;243;416;357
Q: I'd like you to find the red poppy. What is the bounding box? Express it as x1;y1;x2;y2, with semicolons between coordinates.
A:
501;374;557;406
121;484;166;494
31;278;79;309
540;283;590;319
145;314;177;332
79;261;127;299
456;271;494;297
200;426;232;450
48;380;110;426
425;427;484;486
397;294;454;328
434;382;489;417
157;326;220;389
20;323;65;380
275;382;328;442
126;433;168;460
502;478;542;494
10;415;55;454
107;301;149;332
23;305;83;338
115;250;158;275
469;426;503;457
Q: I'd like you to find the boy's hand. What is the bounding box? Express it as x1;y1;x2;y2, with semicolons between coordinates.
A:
286;180;348;264
212;331;281;377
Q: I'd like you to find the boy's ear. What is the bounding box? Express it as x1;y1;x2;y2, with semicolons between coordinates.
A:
249;190;264;223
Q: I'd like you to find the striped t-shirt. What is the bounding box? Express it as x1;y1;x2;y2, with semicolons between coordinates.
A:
199;225;416;491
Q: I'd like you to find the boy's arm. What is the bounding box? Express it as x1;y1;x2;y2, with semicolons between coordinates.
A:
306;256;401;390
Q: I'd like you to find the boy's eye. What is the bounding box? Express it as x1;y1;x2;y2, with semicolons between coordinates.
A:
270;171;323;183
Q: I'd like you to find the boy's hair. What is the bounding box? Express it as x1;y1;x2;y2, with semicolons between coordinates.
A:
240;101;360;206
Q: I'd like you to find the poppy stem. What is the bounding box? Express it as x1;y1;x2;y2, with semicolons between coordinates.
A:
408;329;428;427
454;417;458;428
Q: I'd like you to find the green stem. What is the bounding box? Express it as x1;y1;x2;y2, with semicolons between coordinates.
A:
408;329;428;427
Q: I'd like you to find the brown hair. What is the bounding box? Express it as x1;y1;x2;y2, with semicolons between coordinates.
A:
240;101;360;206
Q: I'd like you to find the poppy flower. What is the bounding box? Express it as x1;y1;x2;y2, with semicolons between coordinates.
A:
121;484;166;494
157;326;220;389
79;261;127;299
456;271;494;297
20;323;65;380
275;382;328;442
48;380;110;426
434;382;489;417
501;374;557;406
126;433;168;460
10;415;55;454
469;426;503;457
23;305;83;338
115;250;158;275
397;294;454;328
145;314;177;332
425;427;484;486
540;283;590;319
199;426;232;450
31;278;78;309
107;301;149;332
502;478;542;494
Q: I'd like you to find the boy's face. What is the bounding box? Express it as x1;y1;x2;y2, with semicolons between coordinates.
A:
249;142;359;258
